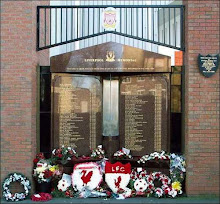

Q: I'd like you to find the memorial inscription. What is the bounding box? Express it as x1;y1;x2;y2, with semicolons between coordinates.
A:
52;74;102;156
50;42;171;158
120;75;170;156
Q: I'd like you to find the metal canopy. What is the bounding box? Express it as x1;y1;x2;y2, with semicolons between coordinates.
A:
37;5;185;51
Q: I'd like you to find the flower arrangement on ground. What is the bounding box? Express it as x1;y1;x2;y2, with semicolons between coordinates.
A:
90;145;106;159
33;160;59;183
137;150;170;164
30;150;186;200
2;173;31;202
170;153;186;183
113;148;132;159
33;152;45;165
52;145;78;164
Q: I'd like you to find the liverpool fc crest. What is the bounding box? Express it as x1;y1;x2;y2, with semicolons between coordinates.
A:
103;7;118;31
198;54;219;77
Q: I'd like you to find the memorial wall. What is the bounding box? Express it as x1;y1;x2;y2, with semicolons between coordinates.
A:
51;42;171;157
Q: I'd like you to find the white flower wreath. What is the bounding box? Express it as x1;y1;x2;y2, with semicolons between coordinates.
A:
2;173;31;202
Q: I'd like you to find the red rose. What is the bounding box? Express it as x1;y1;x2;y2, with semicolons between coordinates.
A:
33;158;39;164
146;190;151;194
155;173;160;178
58;154;63;158
164;189;169;194
65;191;70;196
44;170;53;178
148;177;153;181
37;153;45;159
149;184;153;189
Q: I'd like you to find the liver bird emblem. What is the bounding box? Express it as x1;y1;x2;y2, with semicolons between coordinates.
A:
81;170;93;185
114;176;121;188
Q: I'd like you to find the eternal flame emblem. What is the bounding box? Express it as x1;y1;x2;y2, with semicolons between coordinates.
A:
198;54;219;77
106;51;115;62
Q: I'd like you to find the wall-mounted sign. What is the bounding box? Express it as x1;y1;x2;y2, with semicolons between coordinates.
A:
50;42;171;73
102;7;119;31
198;54;219;77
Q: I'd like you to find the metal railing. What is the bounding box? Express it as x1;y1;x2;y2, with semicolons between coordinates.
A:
37;5;185;51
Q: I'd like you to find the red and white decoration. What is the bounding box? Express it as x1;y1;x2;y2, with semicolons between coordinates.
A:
105;162;131;194
72;162;102;192
57;174;71;192
146;172;171;197
134;179;148;195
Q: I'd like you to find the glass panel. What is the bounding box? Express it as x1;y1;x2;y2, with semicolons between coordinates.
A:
102;77;119;136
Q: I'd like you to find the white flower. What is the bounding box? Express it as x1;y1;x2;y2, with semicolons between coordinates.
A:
155;188;163;197
169;189;177;197
52;149;56;155
35;166;47;173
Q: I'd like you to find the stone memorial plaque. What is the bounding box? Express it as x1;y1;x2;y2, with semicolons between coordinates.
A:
51;42;171;73
51;74;102;156
120;74;170;156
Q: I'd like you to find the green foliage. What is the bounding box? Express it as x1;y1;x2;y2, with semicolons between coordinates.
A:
51;188;66;198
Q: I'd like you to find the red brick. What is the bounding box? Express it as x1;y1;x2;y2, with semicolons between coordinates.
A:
184;0;219;196
0;0;49;194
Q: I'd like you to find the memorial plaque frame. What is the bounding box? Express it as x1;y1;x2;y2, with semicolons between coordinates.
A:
51;74;102;156
50;42;171;159
119;74;170;156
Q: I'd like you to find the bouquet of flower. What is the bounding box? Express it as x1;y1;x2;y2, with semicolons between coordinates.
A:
170;153;186;183
113;148;132;159
52;146;78;164
130;168;148;181
137;150;170;164
90;145;105;159
33;153;45;165
33;160;59;183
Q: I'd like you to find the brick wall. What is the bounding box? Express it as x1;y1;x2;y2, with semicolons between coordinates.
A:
0;0;49;192
184;0;219;195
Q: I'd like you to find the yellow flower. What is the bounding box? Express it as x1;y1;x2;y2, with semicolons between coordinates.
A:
49;165;58;172
172;181;182;191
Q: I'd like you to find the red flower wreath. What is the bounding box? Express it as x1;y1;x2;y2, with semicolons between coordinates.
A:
31;193;52;202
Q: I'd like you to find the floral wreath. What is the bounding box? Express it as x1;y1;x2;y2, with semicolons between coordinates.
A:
113;149;132;159
146;172;171;197
2;173;31;202
130;168;148;181
137;151;170;164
